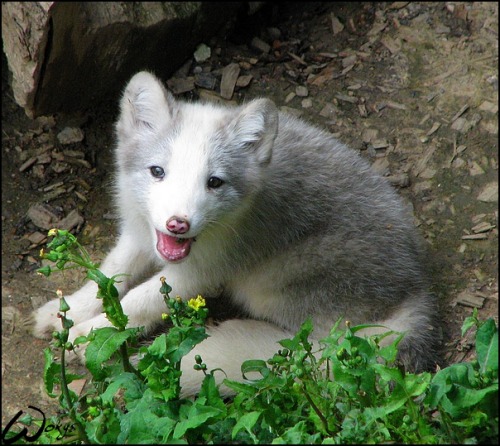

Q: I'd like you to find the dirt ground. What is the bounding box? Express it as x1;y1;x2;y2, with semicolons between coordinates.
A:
2;2;498;429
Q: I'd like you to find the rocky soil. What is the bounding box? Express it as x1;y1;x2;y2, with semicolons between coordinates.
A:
2;1;498;428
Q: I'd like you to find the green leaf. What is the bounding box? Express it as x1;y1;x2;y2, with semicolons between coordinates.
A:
272;421;322;444
476;318;498;373
85;408;122;444
231;411;261;441
118;389;178;443
241;359;269;380
170;327;208;363
223;379;259;396
173;397;225;438
100;372;146;409
198;373;226;414
279;318;314;352
427;363;498;417
73;335;88;346
461;308;479;337
43;347;61;397
85;327;139;380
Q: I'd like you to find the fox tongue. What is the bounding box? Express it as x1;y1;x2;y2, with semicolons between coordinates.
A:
156;230;192;262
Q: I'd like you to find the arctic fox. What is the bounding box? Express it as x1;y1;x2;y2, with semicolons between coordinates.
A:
33;71;439;395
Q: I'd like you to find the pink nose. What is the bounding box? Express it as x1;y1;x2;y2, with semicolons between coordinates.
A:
166;217;190;234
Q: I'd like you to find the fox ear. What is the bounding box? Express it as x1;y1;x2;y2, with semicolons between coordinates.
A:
229;98;278;165
116;71;175;141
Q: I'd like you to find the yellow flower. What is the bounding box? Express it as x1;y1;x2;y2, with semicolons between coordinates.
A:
161;313;169;320
187;295;206;311
48;228;58;237
39;248;45;258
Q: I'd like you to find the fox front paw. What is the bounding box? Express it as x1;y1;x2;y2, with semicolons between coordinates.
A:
31;298;62;339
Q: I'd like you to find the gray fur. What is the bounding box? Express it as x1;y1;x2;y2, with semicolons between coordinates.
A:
32;71;439;390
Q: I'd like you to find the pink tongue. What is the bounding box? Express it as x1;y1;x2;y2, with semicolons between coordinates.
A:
156;230;192;261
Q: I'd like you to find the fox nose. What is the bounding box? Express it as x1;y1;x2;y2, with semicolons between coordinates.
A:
166;216;190;234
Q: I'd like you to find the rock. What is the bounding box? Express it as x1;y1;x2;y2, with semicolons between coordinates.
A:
371;157;390;176
479;100;498;114
1;2;244;117
319;103;338;119
19;157;38;173
235;75;253;88
57;127;84;145
58;209;84;232
295;86;309;97
330;14;344;35
167;77;195;95
220;63;240;100
301;98;313;109
477;182;498;202
193;43;211;63
267;27;281;40
194;73;217;90
250;36;271;54
27;204;60;230
26;231;48;246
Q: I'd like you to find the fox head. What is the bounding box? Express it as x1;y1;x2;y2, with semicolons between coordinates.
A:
114;71;279;262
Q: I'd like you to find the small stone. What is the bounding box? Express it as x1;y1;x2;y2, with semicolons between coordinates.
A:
477;182;498;202
387;173;410;187
319;103;338;118
451;117;467;132
285;92;296;103
58;209;84;232
57;127;84;145
301;98;313;109
267;27;281;40
380;35;401;54
193;43;211;63
251;36;271;54
469;161;485;176
295;86;309;97
419;167;437;179
330;14;344;34
371;139;389;150
362;129;379;143
235;75;253;88
36;153;52;164
342;54;357;68
166;77;195;95
27;204;60;230
194;73;217;90
19;156;37;172
371;157;390;176
471;222;496;234
335;93;358;104
220;63;240;100
279;106;303;118
26;231;47;245
479;100;498;114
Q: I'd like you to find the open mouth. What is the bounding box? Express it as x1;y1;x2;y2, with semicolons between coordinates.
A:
155;229;194;262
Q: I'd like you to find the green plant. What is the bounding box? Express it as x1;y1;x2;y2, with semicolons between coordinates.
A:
2;230;498;444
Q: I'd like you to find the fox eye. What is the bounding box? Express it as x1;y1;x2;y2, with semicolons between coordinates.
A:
150;166;165;178
207;176;224;189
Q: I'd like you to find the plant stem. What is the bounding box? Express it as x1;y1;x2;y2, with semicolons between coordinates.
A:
120;342;143;380
60;340;90;443
301;384;334;436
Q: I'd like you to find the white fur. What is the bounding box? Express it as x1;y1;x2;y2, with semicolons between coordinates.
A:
33;71;439;395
